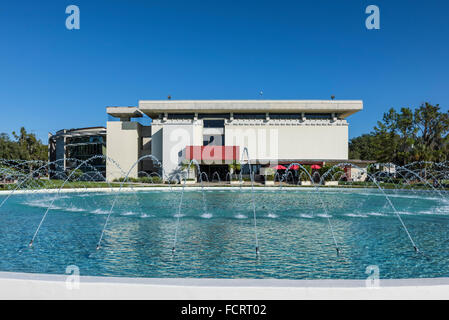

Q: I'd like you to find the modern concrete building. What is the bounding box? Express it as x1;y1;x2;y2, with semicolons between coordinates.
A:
105;100;363;181
48;127;106;178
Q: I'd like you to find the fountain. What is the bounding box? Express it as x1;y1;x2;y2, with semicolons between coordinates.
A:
211;172;221;184
241;148;259;255
1;155;449;279
172;159;202;253
96;154;164;250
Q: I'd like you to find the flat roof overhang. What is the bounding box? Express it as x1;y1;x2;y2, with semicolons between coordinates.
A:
51;127;107;139
106;107;143;119
137;100;363;119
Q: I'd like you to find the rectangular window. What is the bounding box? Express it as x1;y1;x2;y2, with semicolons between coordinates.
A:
234;113;266;120
167;113;194;120
203;119;225;128
305;113;332;119
198;113;229;119
269;113;302;120
203;135;224;146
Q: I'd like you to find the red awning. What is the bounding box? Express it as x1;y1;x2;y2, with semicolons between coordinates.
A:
186;146;239;161
311;164;321;170
289;164;300;170
272;165;287;170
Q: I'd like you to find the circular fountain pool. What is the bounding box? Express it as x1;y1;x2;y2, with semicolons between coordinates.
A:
0;188;449;280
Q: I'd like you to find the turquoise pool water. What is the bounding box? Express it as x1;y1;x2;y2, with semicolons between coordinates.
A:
0;188;449;280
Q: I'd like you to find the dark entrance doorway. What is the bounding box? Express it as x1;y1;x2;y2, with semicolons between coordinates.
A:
199;165;229;182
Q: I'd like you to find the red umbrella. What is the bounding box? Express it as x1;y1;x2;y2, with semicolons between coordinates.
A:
311;164;321;170
289;164;300;170
272;165;287;170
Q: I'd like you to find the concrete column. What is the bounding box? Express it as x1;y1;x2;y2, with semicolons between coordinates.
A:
106;121;141;181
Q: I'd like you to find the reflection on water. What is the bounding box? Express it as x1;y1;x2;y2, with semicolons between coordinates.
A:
0;189;448;279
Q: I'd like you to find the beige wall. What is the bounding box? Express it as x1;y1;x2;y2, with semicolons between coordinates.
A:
106;121;141;181
149;120;203;178
193;123;203;146
106;118;350;181
150;123;163;163
225;122;348;163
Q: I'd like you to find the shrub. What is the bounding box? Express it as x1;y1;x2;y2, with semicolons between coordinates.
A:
318;165;343;182
299;165;312;181
228;161;241;174
68;169;84;181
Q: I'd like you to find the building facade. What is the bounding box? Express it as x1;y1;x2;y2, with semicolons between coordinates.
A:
48;127;107;179
105;100;363;181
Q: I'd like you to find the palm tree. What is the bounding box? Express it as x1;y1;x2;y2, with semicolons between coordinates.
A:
180;160;196;180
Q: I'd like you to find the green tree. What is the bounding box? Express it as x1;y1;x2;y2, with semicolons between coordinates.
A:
372;108;400;163
349;103;449;164
349;134;377;160
396;107;417;164
414;103;449;162
0;127;47;160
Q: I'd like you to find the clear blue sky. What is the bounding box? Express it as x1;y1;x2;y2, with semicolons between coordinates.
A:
1;0;448;143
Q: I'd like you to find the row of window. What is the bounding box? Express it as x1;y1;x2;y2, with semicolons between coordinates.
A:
66;136;105;145
66;144;105;158
162;113;337;120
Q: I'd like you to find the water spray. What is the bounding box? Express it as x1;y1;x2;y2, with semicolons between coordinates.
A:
96;155;165;251
242;148;260;256
26;156;120;248
172;159;199;253
285;162;341;256
328;162;422;254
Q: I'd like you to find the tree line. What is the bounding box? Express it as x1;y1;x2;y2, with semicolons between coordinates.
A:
349;103;449;165
0;127;47;161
